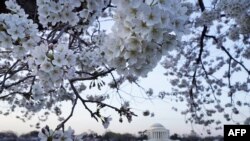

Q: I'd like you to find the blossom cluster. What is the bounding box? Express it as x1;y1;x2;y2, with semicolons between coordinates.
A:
37;0;109;28
160;0;250;132
195;10;220;27
195;0;250;39
38;121;112;141
29;42;77;91
0;0;40;59
39;126;80;141
37;0;80;27
0;0;114;116
102;0;189;77
77;47;104;72
217;0;250;35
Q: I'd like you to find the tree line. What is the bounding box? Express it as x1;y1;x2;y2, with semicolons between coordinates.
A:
0;130;224;141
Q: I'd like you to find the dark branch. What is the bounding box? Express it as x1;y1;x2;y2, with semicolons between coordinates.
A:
56;97;78;131
69;80;99;121
69;79;137;123
0;91;31;100
201;60;214;92
196;26;207;64
198;0;205;12
71;68;115;82
0;60;20;93
4;75;35;89
205;35;250;75
228;59;232;88
49;24;70;43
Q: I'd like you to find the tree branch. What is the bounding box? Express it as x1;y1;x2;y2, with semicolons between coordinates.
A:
205;35;250;75
49;24;70;43
71;68;115;82
0;60;20;93
69;80;99;121
0;91;31;100
228;58;232;88
200;60;214;92
4;75;35;89
56;97;78;131
196;26;207;64
198;0;205;12
69;79;137;123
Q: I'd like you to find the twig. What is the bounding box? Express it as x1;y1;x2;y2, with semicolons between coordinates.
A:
228;58;232;88
56;97;78;131
69;80;98;121
200;60;214;92
5;75;35;89
196;26;207;64
71;68;115;82
0;60;20;93
198;0;205;12
205;35;250;75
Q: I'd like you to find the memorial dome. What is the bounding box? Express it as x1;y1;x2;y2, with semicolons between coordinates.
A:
150;123;166;128
146;123;170;141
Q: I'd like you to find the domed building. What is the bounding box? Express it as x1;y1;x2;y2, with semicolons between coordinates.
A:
146;123;174;141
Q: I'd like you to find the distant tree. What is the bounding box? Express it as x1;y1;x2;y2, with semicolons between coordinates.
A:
19;130;39;139
170;133;182;140
137;130;148;141
244;117;250;125
203;135;224;141
179;130;201;141
102;131;117;141
102;131;137;141
0;0;250;140
80;132;103;141
0;131;18;141
184;135;201;141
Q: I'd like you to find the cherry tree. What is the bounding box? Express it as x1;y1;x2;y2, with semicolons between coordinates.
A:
0;0;249;140
161;0;250;134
